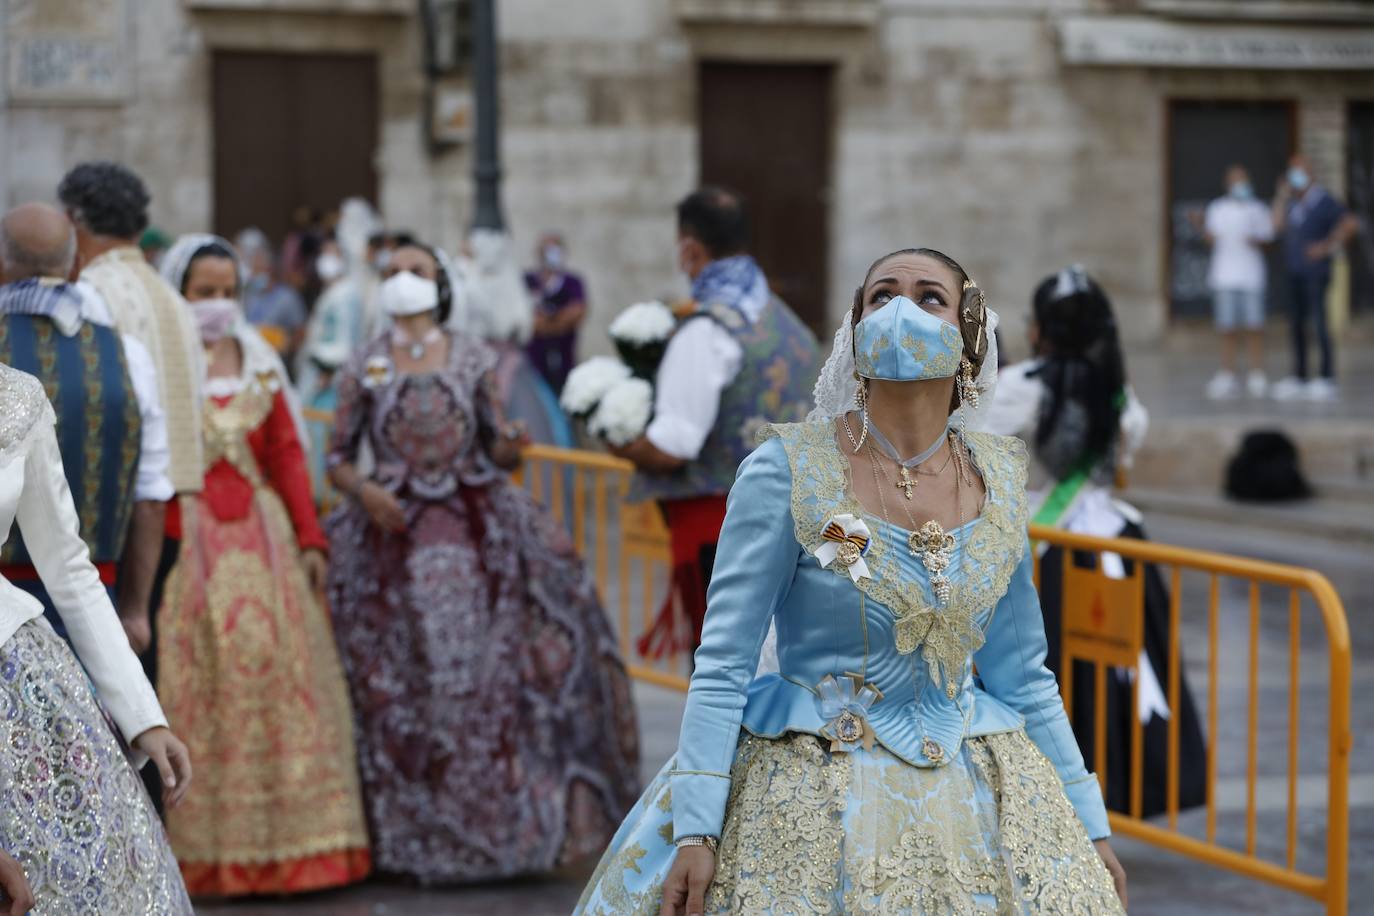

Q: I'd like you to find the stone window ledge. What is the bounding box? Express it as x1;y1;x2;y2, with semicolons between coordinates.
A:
1139;0;1374;23
672;0;878;28
184;0;411;14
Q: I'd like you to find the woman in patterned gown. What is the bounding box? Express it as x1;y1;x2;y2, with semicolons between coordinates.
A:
156;235;371;896
0;362;193;914
325;241;640;883
577;249;1128;914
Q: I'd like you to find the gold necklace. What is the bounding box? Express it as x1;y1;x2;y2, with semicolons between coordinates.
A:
868;437;964;605
841;411;863;453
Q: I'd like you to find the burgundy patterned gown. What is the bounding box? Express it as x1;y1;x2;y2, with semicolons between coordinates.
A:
325;331;639;883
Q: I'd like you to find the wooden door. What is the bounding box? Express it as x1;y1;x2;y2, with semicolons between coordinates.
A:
212;52;379;245
1346;101;1374;315
698;62;833;335
1166;100;1293;320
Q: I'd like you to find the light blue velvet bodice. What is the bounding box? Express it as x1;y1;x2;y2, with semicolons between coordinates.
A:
669;420;1110;843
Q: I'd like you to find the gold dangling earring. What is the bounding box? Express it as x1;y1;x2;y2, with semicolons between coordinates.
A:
957;357;979;411
854;373;870;452
953;358;978;485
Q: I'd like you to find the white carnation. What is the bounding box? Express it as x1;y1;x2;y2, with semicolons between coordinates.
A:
608;300;675;345
561;356;631;416
588;377;654;446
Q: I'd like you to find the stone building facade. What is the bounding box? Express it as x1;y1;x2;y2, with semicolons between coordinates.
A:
4;0;1374;355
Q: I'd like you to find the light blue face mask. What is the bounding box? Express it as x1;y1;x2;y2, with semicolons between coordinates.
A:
1288;167;1310;191
1229;181;1253;200
853;295;964;381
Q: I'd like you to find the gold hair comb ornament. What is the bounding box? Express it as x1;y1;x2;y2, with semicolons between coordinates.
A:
961;279;987;359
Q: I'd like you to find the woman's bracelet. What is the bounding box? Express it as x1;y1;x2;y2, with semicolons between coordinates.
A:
674;835;718;852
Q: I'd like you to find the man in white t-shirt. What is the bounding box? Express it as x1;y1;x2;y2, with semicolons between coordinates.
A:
1203;164;1275;399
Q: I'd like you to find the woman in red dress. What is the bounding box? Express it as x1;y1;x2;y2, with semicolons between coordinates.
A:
156;235;370;896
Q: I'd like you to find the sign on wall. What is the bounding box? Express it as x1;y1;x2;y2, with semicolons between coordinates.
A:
1059;15;1374;70
5;0;130;104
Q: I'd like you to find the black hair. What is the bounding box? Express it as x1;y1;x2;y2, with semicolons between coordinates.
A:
676;187;749;258
366;231;389;249
57;162;151;240
1029;267;1127;479
180;243;240;297
389;230;418;249
393;241;453;325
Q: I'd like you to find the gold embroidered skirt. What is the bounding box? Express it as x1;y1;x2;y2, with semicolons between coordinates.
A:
577;729;1124;915
158;490;370;895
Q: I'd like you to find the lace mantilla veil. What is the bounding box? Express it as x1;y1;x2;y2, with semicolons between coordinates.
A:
753;305;1001;677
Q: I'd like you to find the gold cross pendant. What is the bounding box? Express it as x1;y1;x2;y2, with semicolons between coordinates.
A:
896;465;916;499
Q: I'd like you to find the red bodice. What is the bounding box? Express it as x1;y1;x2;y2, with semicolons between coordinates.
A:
202;388;327;553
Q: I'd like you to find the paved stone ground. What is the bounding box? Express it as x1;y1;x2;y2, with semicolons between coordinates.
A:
196;505;1370;915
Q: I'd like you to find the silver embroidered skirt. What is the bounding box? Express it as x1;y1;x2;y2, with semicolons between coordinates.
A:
577;729;1124;915
0;621;193;914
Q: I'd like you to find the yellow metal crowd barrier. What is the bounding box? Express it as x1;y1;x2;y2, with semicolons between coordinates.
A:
516;444;1352;915
518;445;691;692
1030;526;1351;915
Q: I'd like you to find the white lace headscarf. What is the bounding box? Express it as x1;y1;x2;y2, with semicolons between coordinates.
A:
161;233;310;451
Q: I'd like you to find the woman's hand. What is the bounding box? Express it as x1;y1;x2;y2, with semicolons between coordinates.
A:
1094;838;1127;908
0;849;34;916
133;726;193;810
489;421;531;471
301;548;328;593
359;482;406;533
659;846;715;916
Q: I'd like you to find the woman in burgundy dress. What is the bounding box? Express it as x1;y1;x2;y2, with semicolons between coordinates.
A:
325;241;639;883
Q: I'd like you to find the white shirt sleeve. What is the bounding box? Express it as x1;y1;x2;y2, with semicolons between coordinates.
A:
121;335;175;503
1250;202;1276;243
1203;200;1216;237
16;424;168;743
644;317;745;461
979;360;1043;439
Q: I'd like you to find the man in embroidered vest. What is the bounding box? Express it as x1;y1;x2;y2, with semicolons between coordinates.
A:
58;163;201;685
0;202;174;656
613;188;820;658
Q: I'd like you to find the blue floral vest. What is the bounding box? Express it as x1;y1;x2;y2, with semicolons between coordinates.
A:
0;313;142;565
631;295;820;503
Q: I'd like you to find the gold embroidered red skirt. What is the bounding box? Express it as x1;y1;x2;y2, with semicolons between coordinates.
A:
158;491;370;896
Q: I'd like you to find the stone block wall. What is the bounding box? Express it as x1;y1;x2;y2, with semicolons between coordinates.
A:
2;0;1370;363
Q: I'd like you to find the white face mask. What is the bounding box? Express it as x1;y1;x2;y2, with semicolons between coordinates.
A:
316;252;347;282
191;297;242;345
379;270;439;317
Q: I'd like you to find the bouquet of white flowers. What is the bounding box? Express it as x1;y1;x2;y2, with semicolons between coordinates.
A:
588;377;655;447
608;300;675;379
561;299;678;447
560;356;632;420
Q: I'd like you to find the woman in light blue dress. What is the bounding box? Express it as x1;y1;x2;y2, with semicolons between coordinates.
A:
577;248;1128;915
